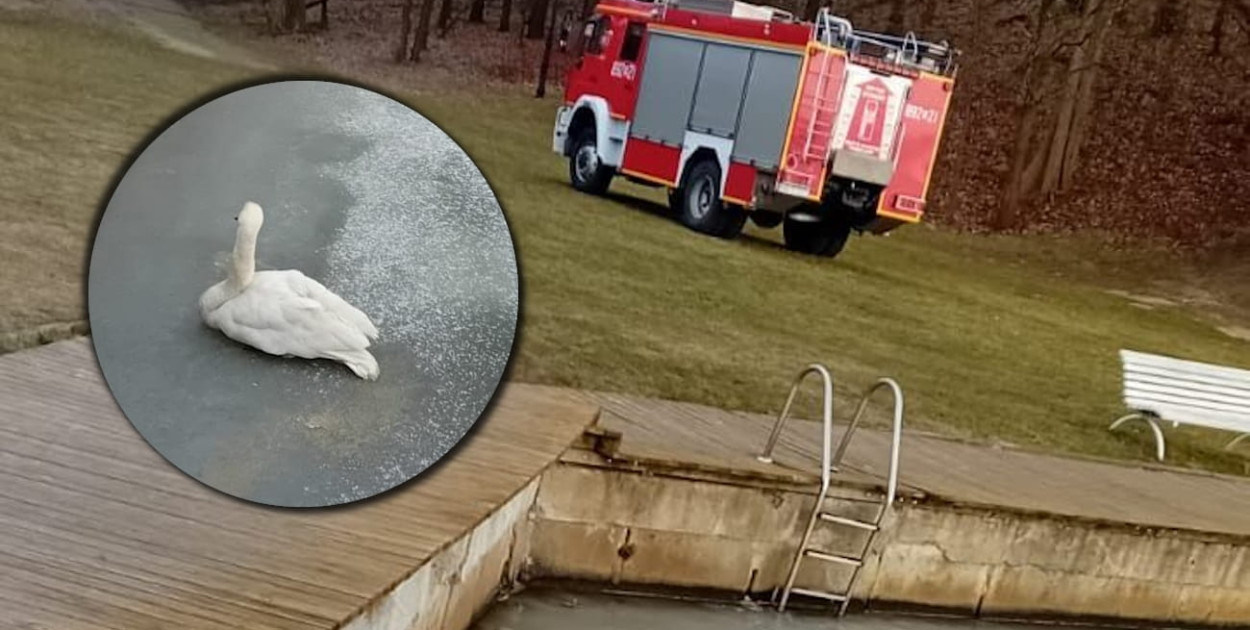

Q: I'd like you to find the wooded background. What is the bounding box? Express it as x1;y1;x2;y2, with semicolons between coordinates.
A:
246;0;1249;250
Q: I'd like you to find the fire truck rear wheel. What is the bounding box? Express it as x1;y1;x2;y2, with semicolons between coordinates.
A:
782;213;852;258
677;158;745;239
569;128;613;195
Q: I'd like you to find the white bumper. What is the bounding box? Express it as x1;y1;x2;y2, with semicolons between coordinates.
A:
552;106;573;155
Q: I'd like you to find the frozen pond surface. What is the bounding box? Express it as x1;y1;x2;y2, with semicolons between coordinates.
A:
88;81;517;507
475;589;1134;630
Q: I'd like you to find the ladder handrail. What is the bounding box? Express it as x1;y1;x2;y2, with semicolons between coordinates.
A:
833;377;905;519
757;364;835;493
759;369;906;616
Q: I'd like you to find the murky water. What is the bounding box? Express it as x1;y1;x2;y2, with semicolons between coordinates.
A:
475;588;1122;630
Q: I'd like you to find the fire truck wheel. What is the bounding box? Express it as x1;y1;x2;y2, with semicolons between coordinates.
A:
568;128;613;195
782;213;852;258
677;158;746;239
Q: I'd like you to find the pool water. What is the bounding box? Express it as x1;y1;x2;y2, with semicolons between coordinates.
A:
474;588;1109;630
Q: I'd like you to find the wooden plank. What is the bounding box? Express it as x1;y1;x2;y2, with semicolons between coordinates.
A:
0;339;598;629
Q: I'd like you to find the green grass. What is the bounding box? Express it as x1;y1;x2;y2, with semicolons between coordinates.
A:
401;95;1250;475
0;11;257;350
2;10;1247;474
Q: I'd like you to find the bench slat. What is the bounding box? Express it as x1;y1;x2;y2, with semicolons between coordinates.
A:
1123;364;1250;395
1119;349;1250;435
1121;349;1250;384
1123;400;1250;434
1124;380;1250;411
1125;390;1250;420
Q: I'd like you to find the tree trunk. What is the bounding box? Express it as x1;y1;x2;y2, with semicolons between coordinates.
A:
536;0;561;97
997;0;1057;229
437;0;454;35
282;0;306;32
265;0;281;33
1059;0;1119;186
397;0;415;62
499;0;512;32
1040;0;1120;195
411;0;437;61
469;0;486;22
526;0;550;39
1211;0;1231;55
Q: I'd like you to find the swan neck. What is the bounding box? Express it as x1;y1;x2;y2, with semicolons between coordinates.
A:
231;223;258;287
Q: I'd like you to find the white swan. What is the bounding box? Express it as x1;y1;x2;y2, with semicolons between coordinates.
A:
199;202;381;380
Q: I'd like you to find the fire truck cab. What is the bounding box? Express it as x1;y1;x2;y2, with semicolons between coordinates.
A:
552;0;958;258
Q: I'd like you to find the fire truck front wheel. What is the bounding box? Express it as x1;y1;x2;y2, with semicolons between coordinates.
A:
568;128;614;195
782;212;853;258
677;158;746;239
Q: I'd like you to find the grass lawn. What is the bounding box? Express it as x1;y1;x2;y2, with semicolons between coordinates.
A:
407;95;1250;475
3;10;1248;474
0;11;257;350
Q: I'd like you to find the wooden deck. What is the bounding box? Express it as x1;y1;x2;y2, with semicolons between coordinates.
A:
0;339;598;629
576;391;1250;538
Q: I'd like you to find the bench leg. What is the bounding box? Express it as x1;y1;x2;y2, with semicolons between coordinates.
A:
1110;413;1166;462
1227;433;1250;452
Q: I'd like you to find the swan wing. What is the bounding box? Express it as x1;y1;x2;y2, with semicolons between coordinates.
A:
208;279;372;361
280;270;379;340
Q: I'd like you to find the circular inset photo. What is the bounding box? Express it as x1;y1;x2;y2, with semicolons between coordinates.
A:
87;80;518;508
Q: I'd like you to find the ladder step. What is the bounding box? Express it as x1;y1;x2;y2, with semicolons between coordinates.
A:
818;513;879;531
789;587;849;603
804;549;863;566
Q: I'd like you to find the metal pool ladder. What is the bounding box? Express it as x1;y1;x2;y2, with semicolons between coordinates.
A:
757;364;905;615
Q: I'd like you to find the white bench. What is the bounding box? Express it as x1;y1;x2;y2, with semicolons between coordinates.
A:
1110;349;1250;461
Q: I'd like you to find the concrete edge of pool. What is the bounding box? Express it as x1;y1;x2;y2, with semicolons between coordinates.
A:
1;339;1247;628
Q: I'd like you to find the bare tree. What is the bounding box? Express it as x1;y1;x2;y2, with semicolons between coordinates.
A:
537;0;562;97
526;0;551;38
998;0;1058;230
998;0;1125;228
469;0;486;23
437;0;454;35
265;0;306;33
282;0;306;32
1211;0;1231;54
410;0;437;61
500;0;513;32
1040;0;1123;194
397;0;416;61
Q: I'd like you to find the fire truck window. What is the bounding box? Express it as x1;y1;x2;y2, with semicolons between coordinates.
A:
620;22;645;61
584;17;608;55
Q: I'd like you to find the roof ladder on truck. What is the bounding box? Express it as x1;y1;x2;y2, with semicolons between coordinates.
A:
775;10;853;199
799;13;846;163
757;365;905;615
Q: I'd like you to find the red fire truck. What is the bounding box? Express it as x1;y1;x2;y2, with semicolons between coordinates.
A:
552;0;958;257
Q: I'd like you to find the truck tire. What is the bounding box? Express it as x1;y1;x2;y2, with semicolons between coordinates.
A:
783;212;853;258
568;127;613;195
677;158;746;239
